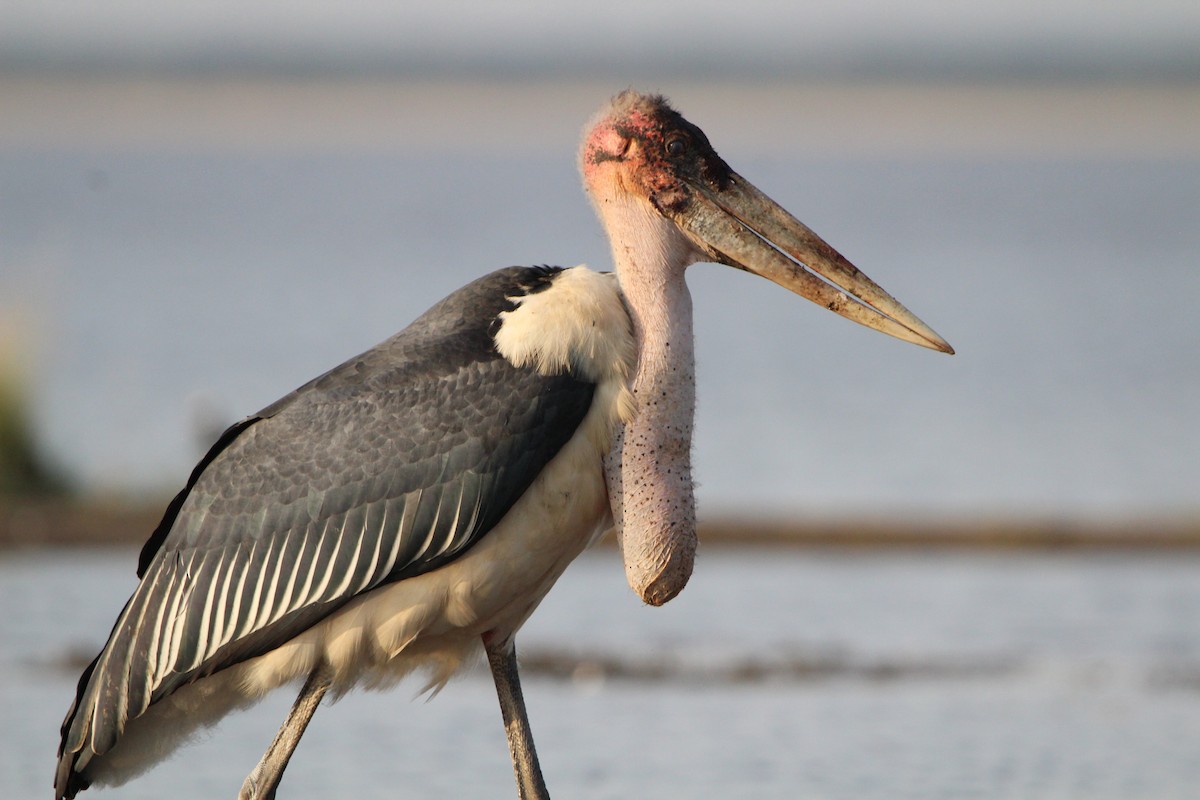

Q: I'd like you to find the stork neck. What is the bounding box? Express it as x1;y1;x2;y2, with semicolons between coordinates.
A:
605;208;698;605
608;208;697;428
621;264;695;406
603;202;699;385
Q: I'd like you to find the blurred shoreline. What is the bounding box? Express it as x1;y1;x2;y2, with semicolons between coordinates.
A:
3;498;1196;550
3;73;1199;158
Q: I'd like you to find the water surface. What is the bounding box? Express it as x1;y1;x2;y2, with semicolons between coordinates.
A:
4;547;1198;799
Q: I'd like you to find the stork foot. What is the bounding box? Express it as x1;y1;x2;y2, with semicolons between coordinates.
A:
238;663;332;800
238;771;274;800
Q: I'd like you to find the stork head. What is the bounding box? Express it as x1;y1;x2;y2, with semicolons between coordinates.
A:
581;90;953;353
582;92;953;607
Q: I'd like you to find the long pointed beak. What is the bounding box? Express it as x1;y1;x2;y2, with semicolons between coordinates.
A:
677;171;954;354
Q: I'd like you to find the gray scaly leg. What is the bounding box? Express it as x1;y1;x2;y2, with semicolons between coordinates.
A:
238;663;333;800
485;636;550;800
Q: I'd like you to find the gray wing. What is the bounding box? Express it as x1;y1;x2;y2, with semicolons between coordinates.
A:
60;266;595;766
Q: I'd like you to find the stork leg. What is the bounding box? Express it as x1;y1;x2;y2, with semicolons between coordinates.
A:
484;635;550;800
238;663;333;800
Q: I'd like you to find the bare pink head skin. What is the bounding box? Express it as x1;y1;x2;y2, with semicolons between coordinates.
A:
579;91;953;605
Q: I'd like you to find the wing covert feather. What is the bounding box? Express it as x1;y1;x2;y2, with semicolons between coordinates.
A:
64;267;599;762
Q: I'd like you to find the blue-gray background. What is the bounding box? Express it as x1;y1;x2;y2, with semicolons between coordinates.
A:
1;2;1198;521
2;5;1200;798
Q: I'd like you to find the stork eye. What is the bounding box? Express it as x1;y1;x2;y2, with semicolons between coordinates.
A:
665;136;687;157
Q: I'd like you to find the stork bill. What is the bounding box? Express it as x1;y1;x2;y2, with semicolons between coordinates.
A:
582;92;954;354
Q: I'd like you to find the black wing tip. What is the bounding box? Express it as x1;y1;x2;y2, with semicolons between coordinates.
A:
54;758;88;800
54;719;91;800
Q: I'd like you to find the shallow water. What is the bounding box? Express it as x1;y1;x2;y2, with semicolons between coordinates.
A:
4;547;1199;799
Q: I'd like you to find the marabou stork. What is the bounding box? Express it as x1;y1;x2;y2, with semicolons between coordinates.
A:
55;90;952;800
